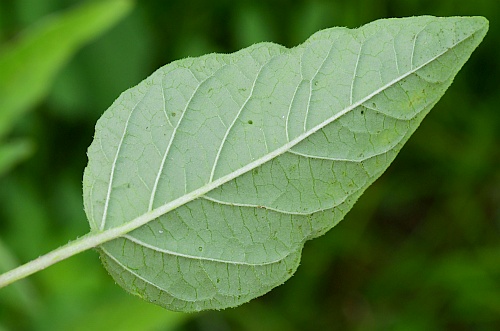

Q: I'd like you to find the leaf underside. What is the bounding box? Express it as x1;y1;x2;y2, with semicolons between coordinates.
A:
83;16;488;312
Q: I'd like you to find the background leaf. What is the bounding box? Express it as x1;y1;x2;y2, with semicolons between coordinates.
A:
0;139;33;176
0;0;132;140
83;16;487;312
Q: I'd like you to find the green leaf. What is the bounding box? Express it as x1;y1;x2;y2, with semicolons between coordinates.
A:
0;140;33;177
0;0;133;139
83;16;488;312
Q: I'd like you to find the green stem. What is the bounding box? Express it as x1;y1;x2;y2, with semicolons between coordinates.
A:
0;150;289;288
0;205;166;288
0;231;110;289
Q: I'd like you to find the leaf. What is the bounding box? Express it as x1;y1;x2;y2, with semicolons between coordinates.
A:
0;0;133;139
83;16;488;312
0;140;33;177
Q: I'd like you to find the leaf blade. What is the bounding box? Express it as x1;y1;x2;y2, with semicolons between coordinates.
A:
83;16;488;311
0;0;133;140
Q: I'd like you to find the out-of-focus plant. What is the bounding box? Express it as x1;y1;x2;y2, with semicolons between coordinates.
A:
0;0;132;176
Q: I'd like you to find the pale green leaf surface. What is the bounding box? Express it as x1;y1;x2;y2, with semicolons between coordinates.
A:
0;0;132;139
83;16;488;312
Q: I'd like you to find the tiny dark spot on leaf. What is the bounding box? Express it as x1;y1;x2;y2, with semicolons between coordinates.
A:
248;120;253;125
198;246;203;252
360;110;364;115
216;278;220;283
371;102;376;108
171;112;176;117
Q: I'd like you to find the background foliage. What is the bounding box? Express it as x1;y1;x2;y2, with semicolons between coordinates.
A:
0;0;498;330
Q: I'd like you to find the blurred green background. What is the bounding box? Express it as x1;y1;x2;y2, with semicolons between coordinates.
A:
0;0;498;330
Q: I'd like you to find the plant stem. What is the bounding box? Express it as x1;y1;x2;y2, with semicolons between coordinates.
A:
0;226;132;288
0;230;113;289
0;205;168;288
